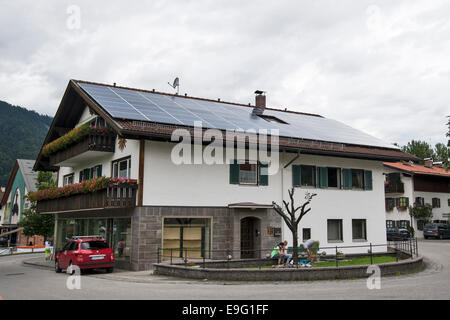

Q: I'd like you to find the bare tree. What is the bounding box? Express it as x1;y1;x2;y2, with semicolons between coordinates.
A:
272;188;317;265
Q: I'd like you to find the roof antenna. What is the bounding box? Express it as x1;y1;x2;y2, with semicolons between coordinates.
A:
168;77;180;94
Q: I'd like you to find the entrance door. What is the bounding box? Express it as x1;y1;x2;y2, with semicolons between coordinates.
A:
240;217;260;259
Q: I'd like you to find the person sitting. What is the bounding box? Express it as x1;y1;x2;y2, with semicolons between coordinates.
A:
270;242;292;266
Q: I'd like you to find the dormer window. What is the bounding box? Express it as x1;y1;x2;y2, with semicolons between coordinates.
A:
90;117;108;128
257;114;288;124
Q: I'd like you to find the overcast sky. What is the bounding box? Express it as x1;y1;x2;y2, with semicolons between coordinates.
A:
1;0;449;147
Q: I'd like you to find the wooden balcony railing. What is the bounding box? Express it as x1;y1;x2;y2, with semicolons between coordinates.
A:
48;132;116;166
36;185;137;214
385;182;404;194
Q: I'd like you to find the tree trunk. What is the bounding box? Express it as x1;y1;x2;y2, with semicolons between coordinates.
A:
292;229;299;265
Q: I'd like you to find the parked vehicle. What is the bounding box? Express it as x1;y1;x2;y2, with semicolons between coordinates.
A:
0;236;8;247
423;223;450;240
387;228;411;241
55;236;114;273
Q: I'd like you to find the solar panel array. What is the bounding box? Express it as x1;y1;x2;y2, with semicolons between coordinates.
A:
77;82;396;149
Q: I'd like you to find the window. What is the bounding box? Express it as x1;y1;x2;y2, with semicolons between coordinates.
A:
63;173;74;186
386;220;394;228
112;157;131;178
302;228;311;241
415;197;425;207
448;199;450;207
432;198;441;208
352;219;367;241
162;218;211;259
399;220;410;228
79;165;102;182
239;162;258;185
327;168;341;188
327;219;343;242
229;161;268;186
351;169;364;189
257;114;288;124
81;241;109;250
300;165;316;187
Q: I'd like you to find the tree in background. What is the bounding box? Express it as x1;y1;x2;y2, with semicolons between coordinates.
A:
272;188;316;265
401;140;434;164
401;139;448;168
19;171;56;240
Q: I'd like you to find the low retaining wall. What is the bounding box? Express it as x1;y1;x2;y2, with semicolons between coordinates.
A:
154;256;424;281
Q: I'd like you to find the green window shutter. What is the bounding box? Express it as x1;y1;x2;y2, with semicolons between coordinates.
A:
258;163;268;186
318;167;328;188
229;160;240;185
342;169;352;190
364;170;373;190
79;170;84;182
97;165;102;178
292;165;301;187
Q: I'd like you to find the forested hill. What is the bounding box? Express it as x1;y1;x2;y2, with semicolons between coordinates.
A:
0;100;53;187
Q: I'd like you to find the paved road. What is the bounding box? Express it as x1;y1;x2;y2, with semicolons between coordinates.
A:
0;239;449;300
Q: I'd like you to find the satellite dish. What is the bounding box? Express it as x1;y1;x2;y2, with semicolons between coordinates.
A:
168;77;180;94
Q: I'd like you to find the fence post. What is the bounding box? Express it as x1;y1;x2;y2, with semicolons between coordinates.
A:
409;238;413;259
203;253;206;269
185;249;188;266
370;243;373;265
335;246;338;268
170;248;173;265
415;238;419;256
227;249;231;269
395;241;398;262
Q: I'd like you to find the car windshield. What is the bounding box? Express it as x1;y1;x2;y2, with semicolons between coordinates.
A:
425;224;437;229
81;241;109;250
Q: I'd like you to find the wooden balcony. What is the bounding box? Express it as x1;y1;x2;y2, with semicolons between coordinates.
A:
48;132;116;167
36;185;137;214
385;182;404;194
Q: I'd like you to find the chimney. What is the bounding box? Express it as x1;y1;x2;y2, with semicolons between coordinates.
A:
255;90;266;108
424;158;433;168
433;161;444;168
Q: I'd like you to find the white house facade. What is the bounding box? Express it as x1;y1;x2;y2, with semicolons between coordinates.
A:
33;80;415;270
383;161;450;238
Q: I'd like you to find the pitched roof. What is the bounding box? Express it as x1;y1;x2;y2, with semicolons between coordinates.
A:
384;162;450;177
1;159;38;206
34;80;417;170
17;159;38;192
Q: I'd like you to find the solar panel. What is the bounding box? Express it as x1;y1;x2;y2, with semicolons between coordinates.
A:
77;82;396;149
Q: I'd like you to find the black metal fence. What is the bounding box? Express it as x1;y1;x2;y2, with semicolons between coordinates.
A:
157;238;419;268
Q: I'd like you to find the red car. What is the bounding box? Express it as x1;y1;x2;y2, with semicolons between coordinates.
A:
55;236;114;273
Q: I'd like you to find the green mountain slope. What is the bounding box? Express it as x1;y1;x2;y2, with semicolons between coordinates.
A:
0;100;53;187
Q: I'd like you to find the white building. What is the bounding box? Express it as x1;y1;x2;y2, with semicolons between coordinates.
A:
384;160;450;237
33;80;415;270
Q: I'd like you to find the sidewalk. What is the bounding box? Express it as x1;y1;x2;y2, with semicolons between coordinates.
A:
22;256;200;284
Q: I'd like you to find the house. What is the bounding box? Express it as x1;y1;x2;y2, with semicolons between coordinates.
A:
384;159;450;237
32;79;415;270
0;186;5;227
0;159;44;246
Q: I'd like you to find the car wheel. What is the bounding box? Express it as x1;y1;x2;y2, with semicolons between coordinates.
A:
67;261;75;275
105;267;114;273
55;260;62;273
424;236;428;239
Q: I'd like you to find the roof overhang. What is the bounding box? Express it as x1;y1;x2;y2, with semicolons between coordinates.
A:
228;202;274;209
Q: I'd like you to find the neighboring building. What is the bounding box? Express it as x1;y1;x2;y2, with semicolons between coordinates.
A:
384;160;450;237
0;159;44;246
33;80;415;270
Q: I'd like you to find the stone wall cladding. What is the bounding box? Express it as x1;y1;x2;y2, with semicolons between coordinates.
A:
131;206;282;271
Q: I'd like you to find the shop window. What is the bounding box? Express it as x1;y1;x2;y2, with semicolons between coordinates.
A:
162;218;211;260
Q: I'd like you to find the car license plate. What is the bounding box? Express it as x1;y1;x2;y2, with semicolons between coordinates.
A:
90;255;105;261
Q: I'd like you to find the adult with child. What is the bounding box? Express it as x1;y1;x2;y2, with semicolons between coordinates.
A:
270;242;292;266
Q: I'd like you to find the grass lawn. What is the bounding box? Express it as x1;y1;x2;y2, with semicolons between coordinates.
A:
245;255;398;269
312;255;397;267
